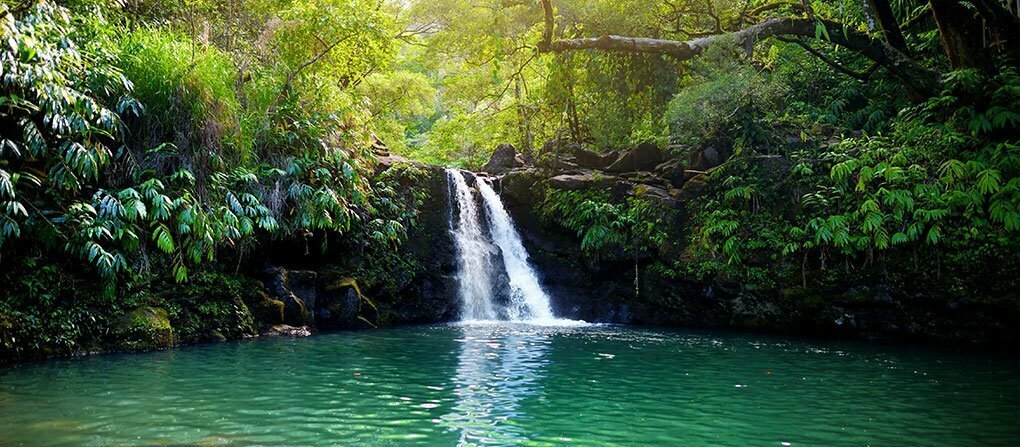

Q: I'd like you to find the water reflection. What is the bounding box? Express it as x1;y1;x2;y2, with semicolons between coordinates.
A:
442;324;551;446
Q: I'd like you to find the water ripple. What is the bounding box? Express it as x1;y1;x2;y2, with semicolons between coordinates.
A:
0;324;1016;446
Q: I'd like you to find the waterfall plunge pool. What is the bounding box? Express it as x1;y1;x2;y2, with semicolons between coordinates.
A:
1;323;1016;446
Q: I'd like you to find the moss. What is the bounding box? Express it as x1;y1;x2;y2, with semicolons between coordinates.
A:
112;306;174;351
777;287;826;321
243;290;286;330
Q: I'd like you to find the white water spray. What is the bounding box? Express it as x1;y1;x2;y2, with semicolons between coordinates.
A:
447;169;498;321
446;169;580;325
476;178;556;322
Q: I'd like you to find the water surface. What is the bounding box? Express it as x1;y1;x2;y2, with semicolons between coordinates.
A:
0;324;1016;446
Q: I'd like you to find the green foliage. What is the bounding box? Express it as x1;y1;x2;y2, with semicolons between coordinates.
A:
666;43;789;150
1;2;138;266
539;188;678;267
0;0;428;360
542;189;631;256
117;28;241;155
685;69;1020;293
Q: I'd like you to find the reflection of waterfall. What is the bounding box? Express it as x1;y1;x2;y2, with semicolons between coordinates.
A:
442;325;550;446
446;168;565;323
476;179;555;321
448;170;498;321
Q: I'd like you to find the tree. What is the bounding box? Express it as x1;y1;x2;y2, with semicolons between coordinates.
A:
537;0;1019;98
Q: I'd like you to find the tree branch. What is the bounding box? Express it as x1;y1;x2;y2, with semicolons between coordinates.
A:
0;0;37;19
538;0;938;97
776;36;878;81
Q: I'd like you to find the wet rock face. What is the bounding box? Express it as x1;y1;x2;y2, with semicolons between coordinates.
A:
261;268;375;329
257;164;459;330
388;166;459;323
315;277;362;328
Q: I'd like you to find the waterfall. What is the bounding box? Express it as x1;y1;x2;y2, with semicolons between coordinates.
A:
447;170;498;321
446;169;570;324
476;179;555;322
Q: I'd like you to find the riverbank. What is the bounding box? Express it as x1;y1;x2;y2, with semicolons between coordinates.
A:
3;153;1017;366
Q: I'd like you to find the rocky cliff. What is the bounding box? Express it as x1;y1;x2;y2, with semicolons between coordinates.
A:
483;141;1018;345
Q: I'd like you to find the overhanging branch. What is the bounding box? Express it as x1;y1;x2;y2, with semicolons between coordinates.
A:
538;0;939;98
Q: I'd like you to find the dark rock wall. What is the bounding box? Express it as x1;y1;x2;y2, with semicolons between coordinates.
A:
496;145;1018;345
258;162;460;331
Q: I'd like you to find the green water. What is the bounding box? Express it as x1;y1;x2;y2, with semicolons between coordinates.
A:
0;324;1016;446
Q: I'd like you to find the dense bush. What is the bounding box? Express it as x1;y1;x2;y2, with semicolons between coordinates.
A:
683;69;1020;296
0;1;419;360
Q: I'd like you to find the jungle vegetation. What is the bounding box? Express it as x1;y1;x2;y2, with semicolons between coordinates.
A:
0;0;1017;358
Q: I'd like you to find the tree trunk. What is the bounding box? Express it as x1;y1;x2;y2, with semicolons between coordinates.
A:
514;77;533;154
928;0;1020;70
928;0;992;70
862;0;912;56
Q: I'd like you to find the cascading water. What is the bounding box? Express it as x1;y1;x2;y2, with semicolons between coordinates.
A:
447;169;498;321
476;178;555;322
446;168;571;324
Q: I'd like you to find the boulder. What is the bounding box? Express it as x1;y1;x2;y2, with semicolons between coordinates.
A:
481;144;522;173
619;171;665;185
280;293;310;327
678;172;711;199
687;139;733;172
112;306;174;351
547;172;624;191
514;152;535;167
315;277;365;329
631;183;679;208
572;146;616;170
537;153;583;172
654;158;686;187
500;169;541;206
262;267;317;326
606;142;664;173
246;291;286;327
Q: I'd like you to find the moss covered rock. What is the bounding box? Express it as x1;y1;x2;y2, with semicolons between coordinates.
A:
112;306;174;351
245;291;286;330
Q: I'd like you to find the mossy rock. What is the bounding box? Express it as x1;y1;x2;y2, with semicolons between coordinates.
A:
112;306;174;351
245;291;286;329
281;294;310;326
